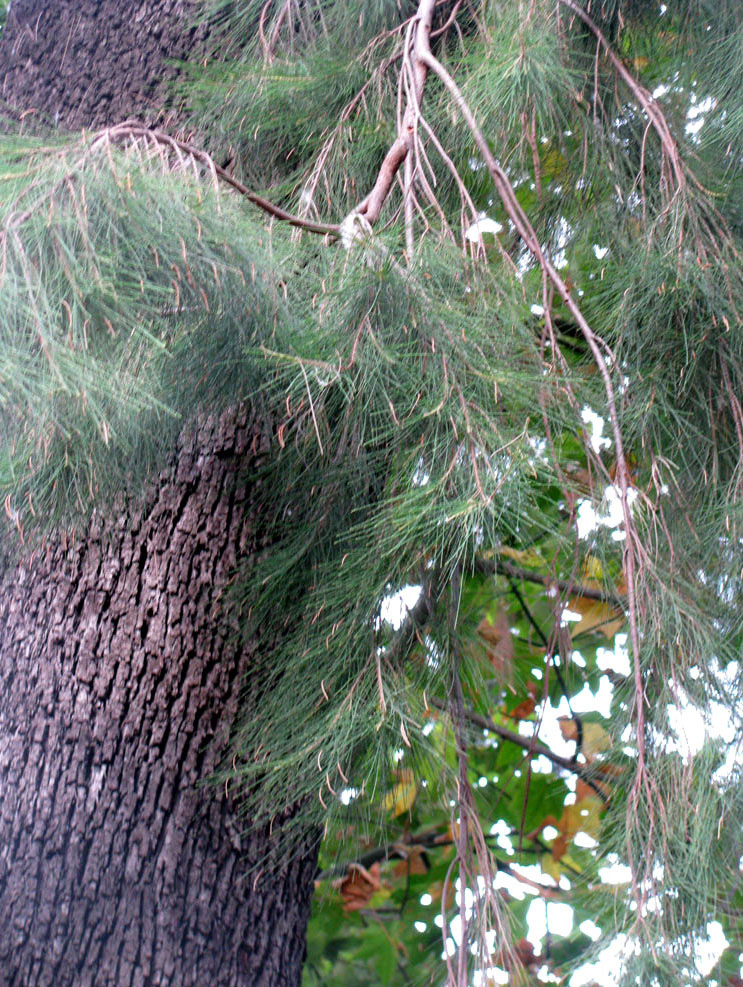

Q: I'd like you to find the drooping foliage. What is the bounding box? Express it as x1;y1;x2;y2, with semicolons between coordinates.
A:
2;1;743;983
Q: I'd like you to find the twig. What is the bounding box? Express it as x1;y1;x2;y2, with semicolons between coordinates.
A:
558;0;685;196
429;698;610;803
476;556;626;606
417;40;646;863
101;123;340;237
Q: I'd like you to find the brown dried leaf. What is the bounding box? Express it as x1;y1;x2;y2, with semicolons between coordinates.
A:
338;862;382;912
477;607;514;681
392;846;429;878
507;682;538;721
567;594;625;640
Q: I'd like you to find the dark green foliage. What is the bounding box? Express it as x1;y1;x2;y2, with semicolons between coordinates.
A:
4;0;743;983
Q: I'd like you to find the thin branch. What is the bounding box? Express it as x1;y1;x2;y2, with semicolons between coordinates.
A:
558;0;685;196
417;40;645;846
101;123;340;237
476;556;626;606
352;0;438;227
430;698;610;802
316;826;560;890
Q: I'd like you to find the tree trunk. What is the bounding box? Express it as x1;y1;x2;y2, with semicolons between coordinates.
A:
0;0;207;129
0;407;317;986
0;5;319;984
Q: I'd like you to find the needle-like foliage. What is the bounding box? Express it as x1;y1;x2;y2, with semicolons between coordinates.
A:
3;0;743;983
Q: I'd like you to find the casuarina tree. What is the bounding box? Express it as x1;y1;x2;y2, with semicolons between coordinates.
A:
1;1;743;985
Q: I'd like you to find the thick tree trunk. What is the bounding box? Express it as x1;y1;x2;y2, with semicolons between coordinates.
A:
0;6;319;984
0;407;317;986
0;0;207;129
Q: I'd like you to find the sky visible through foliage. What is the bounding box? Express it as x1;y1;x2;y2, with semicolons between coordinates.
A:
3;0;743;984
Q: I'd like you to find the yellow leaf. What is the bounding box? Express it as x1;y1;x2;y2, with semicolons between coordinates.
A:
541;853;562;882
582;554;603;581
582;723;612;761
568;594;625;639
381;768;418;817
558;718;612;762
499;545;545;568
571;796;604;838
560;797;604;841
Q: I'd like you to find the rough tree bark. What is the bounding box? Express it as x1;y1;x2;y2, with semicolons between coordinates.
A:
0;0;207;129
0;409;317;986
0;3;319;985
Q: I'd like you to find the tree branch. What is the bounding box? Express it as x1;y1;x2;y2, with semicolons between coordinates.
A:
100;123;341;238
417;43;647;803
558;0;684;194
430;698;609;802
352;0;438;227
476;556;626;606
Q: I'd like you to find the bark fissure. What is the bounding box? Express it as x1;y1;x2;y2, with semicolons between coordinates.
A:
0;407;317;986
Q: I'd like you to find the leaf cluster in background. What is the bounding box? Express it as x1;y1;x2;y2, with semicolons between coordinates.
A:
3;0;743;984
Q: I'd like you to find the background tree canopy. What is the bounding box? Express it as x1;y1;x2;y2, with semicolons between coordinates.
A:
2;0;743;984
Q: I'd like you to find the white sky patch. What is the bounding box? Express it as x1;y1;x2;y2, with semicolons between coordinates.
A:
379;584;422;628
597;634;631;677
593;244;609;260
552;216;572;269
581;406;612;452
599;856;632;885
527;899;574;947
580;919;602;941
531;754;554;774
567;919;730;987
663;660;743;776
465;214;503;242
574;831;598;849
666;700;708;761
475;967;509;986
570;934;631;986
494;863;545;900
577;484;638;540
686;94;715;139
489;819;515;855
697;921;730;976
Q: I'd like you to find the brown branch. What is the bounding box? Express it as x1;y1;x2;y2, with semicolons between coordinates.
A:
317;827;444;880
430;699;610;803
353;0;438;226
316;826;560;889
417;41;646;821
476;556;626;606
558;0;685;195
100;123;341;238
